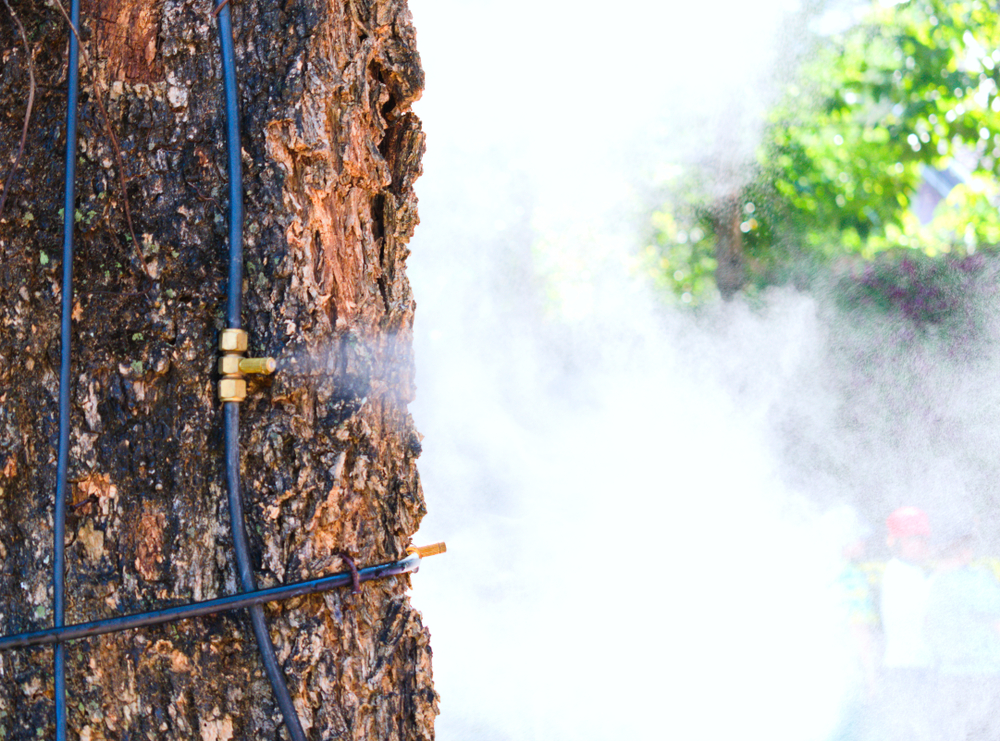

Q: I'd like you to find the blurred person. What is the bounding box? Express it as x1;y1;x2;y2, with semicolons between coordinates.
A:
878;506;933;741
925;524;1000;741
824;506;878;741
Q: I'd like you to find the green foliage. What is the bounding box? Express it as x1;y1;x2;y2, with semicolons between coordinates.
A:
647;0;1000;301
770;0;1000;249
873;177;1000;255
640;208;715;304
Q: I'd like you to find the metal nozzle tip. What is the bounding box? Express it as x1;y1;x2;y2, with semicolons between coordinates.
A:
238;357;277;375
406;542;447;558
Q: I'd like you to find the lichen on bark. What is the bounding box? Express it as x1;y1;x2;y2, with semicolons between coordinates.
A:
0;0;434;737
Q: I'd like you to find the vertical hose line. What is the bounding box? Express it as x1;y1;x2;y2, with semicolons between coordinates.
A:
55;0;82;735
217;7;307;741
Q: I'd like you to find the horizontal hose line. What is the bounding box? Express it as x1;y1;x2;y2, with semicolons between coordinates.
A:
0;553;420;651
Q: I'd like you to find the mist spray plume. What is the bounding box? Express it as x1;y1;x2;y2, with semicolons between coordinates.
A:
397;1;996;739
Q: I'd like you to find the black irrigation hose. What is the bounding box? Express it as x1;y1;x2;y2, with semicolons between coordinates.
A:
0;554;421;651
225;405;308;741
216;7;308;740
55;0;82;735
219;4;243;332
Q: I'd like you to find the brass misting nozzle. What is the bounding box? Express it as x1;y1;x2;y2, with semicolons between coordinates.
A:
239;357;277;375
406;542;447;558
218;328;275;403
218;356;277;376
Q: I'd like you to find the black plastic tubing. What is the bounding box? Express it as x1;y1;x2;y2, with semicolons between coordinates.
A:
0;555;420;651
54;0;82;735
216;7;308;740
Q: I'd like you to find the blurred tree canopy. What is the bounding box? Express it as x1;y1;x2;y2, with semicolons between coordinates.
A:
646;0;1000;303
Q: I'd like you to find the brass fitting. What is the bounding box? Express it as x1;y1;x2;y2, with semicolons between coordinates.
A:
218;328;275;403
218;354;243;377
219;377;247;402
239;357;277;375
217;356;276;376
219;329;248;353
406;542;447;558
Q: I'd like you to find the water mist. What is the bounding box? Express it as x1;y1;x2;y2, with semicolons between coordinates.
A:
399;1;956;740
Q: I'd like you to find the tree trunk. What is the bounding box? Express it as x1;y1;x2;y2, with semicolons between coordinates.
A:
0;0;435;737
711;194;745;299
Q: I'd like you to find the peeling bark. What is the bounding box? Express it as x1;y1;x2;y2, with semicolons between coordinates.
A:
0;0;434;737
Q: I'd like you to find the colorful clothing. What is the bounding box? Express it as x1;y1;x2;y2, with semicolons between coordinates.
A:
837;562;878;627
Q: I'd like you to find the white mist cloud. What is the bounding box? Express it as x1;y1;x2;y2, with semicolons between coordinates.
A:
405;2;861;740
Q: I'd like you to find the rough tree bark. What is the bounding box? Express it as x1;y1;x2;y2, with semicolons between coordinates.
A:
0;0;434;737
